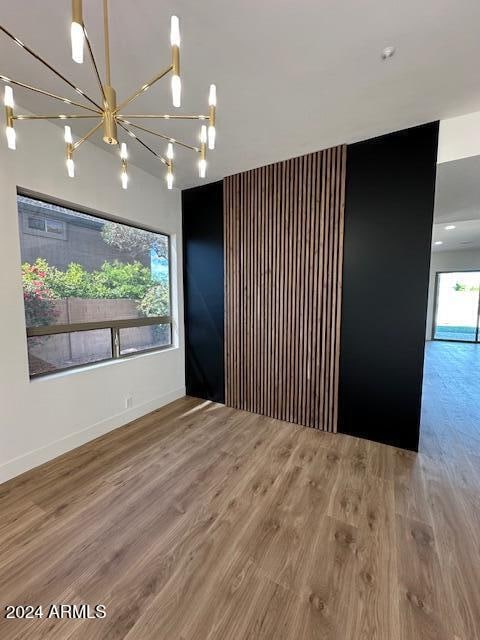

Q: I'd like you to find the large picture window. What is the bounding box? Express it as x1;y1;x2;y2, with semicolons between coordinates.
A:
17;194;172;378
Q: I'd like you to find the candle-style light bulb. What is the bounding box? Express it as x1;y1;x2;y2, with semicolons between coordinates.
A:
4;85;14;108
6;126;16;150
64;125;73;144
170;16;181;107
66;141;75;177
119;143;128;188
170;15;180;46
171;76;181;108
208;84;217;107
4;85;16;150
167;142;174;160
199;125;207;177
166;162;174;190
66;158;75;178
208;84;216;149
208;126;216;151
71;0;84;63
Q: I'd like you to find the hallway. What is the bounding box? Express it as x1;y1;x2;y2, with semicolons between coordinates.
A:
421;341;480;462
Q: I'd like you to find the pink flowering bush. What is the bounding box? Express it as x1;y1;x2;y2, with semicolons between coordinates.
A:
21;259;58;327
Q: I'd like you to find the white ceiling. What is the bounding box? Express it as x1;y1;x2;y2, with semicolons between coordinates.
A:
432;218;480;252
433;155;480;252
2;0;480;188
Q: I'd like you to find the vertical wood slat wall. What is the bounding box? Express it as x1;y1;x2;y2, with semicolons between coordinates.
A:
224;145;346;432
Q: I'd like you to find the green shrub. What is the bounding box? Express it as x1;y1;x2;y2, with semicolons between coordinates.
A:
137;281;170;317
46;262;94;298
90;261;154;299
22;258;156;301
22;259;170;324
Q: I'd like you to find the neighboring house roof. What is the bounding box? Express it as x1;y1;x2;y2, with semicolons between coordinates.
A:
18;195;104;231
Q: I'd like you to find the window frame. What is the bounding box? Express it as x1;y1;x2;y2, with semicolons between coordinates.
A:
17;188;174;379
22;212;68;240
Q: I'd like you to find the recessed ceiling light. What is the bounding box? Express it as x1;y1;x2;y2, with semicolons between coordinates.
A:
444;225;456;230
434;241;443;245
381;46;396;60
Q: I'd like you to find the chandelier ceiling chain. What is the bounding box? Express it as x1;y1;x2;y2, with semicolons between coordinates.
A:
1;0;217;189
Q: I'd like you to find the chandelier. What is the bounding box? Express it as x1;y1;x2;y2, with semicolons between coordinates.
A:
1;0;217;189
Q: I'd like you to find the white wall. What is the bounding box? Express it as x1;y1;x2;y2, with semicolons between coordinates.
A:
0;117;185;483
438;111;480;164
426;248;480;339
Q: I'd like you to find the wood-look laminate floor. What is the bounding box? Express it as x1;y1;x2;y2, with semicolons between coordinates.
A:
0;342;479;639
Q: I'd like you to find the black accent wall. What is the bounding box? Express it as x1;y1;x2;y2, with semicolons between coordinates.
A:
182;124;438;450
338;123;439;451
182;181;225;403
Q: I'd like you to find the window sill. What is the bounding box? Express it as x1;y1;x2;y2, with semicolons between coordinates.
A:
29;343;179;382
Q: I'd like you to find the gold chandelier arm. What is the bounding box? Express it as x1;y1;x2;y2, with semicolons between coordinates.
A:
0;23;102;111
13;114;102;120
0;76;101;114
117;114;208;120
103;0;112;87
73;119;105;150
114;65;173;115
118;119;199;152
117;120;168;165
83;26;107;105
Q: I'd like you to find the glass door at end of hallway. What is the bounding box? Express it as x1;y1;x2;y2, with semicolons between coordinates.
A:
433;271;480;342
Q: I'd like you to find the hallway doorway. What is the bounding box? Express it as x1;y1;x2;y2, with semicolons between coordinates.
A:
422;141;480;458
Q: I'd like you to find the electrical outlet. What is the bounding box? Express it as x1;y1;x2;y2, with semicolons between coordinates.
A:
125;395;133;409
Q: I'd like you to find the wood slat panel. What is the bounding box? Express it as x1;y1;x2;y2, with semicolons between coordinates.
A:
224;145;346;432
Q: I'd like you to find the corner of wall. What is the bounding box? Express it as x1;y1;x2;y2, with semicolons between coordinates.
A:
0;385;185;484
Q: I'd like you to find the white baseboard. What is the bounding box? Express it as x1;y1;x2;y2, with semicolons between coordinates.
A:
0;386;185;485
